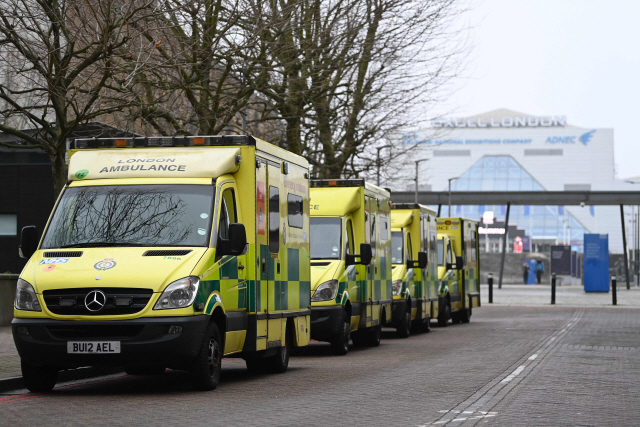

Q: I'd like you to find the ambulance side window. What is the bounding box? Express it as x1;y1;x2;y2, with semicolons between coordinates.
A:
269;186;280;253
345;219;354;255
287;193;303;229
218;189;237;240
380;215;389;241
406;233;413;263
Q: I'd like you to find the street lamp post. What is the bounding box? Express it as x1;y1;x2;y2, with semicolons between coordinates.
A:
414;159;429;203
376;145;393;186
448;177;459;216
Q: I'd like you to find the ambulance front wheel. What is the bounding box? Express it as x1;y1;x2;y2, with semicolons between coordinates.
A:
330;310;350;355
190;321;222;391
21;360;58;392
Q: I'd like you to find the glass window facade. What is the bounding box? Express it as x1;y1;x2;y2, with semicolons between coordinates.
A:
445;156;588;251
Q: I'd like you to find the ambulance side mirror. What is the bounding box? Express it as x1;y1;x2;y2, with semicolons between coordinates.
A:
228;223;248;256
346;243;372;266
19;225;38;259
455;256;464;270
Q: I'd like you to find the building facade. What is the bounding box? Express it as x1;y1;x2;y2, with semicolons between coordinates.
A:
395;109;632;253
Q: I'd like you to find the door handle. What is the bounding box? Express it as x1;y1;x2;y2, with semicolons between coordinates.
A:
238;265;245;270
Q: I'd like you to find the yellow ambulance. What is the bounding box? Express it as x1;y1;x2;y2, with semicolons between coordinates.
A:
436;217;481;326
12;135;311;392
389;204;439;337
309;179;391;355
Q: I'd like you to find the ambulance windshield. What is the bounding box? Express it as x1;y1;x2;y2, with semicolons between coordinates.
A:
310;217;342;259
41;184;214;249
391;232;403;264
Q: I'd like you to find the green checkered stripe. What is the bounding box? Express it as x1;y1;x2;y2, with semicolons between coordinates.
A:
195;244;310;315
255;244;310;312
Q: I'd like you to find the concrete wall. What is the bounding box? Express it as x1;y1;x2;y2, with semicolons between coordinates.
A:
0;274;17;326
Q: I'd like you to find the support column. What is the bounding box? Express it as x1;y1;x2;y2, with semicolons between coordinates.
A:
437;204;441;217
620;205;631;290
498;202;511;289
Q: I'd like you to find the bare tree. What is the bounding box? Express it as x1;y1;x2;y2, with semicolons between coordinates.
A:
0;0;155;196
253;0;466;179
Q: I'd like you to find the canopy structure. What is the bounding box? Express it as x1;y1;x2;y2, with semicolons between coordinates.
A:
391;190;640;290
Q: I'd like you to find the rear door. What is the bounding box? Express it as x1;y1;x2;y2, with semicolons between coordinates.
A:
267;163;284;345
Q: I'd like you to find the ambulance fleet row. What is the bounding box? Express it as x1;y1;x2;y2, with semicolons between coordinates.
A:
11;136;480;392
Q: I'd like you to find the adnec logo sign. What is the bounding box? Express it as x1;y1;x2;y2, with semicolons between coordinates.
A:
546;130;596;146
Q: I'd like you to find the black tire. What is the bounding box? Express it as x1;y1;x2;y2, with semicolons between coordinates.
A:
21;360;58;393
438;300;451;327
451;311;461;324
263;326;292;374
419;318;431;333
330;310;350;355
351;331;367;347
366;323;382;347
396;308;411;338
245;358;267;374
190;321;223;391
125;365;165;376
460;307;471;324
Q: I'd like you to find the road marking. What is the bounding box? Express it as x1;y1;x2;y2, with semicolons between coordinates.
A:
420;412;498;426
500;365;525;383
528;354;538;360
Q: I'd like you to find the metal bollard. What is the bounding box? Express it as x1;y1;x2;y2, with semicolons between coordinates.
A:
612;275;617;306
551;273;556;305
488;273;493;304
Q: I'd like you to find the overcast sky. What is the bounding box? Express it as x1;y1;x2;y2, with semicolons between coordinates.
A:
442;0;640;179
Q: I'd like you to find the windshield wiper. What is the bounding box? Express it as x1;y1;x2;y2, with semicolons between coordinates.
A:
55;242;150;248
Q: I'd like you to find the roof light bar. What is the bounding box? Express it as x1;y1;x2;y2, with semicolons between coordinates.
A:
311;179;365;188
72;135;257;149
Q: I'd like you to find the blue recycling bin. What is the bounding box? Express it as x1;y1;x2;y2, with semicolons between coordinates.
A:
584;234;609;292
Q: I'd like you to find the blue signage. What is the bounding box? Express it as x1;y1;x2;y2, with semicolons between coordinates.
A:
583;234;609;292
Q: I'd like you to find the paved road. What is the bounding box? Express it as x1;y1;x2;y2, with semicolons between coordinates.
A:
1;306;639;426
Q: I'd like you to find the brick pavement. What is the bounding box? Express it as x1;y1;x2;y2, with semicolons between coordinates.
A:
0;327;19;380
1;306;637;426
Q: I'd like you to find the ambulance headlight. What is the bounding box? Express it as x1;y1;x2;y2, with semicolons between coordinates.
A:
15;279;41;311
392;280;402;296
154;277;200;310
311;280;339;302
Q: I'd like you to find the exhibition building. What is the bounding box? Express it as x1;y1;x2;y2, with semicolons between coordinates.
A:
398;109;634;253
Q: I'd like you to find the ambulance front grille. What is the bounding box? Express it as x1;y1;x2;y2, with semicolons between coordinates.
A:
43;288;153;316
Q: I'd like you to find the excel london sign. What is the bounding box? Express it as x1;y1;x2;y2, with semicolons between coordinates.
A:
432;115;567;128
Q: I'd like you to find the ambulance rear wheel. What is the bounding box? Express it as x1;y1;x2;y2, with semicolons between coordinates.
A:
397;309;411;338
263;326;292;374
419;319;431;333
438;300;451;327
366;323;382;347
190;321;222;391
21;361;58;393
351;331;367;347
331;310;350;355
460;308;471;324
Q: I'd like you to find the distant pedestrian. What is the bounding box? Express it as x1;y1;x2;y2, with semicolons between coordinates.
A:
522;262;530;284
535;258;545;284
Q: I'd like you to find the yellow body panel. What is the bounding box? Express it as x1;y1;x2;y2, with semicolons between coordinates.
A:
16;137;312;362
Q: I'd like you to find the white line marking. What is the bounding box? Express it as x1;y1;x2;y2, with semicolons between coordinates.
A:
501;365;526;383
528;354;538;360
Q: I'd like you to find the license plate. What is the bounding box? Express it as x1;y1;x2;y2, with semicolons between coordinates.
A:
67;341;120;354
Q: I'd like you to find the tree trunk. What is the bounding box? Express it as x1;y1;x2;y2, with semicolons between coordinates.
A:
50;148;68;198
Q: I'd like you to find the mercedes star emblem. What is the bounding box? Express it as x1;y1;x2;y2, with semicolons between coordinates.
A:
85;290;107;312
